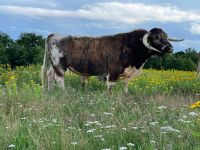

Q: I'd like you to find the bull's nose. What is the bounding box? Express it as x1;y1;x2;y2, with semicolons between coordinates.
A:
164;46;173;53
168;48;173;53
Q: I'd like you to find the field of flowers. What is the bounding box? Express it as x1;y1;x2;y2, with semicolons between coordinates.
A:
0;65;200;150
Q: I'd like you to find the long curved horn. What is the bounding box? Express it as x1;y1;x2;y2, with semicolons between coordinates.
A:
142;32;161;53
168;38;184;42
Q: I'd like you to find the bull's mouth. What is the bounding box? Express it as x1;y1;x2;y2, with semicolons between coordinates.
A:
165;49;173;53
161;46;173;54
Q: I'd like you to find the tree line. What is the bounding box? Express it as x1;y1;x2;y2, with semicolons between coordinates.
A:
0;32;199;71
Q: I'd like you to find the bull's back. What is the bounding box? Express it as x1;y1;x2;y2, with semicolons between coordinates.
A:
48;34;123;76
59;36;112;75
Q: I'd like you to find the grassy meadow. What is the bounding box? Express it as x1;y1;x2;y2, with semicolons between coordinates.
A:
0;65;200;150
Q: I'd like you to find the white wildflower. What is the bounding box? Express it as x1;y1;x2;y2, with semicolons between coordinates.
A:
161;131;167;134
119;146;128;150
161;126;180;133
91;113;96;117
71;142;78;145
183;115;188;119
47;123;53;126
103;112;113;116
28;108;33;111
21;117;26;120
188;112;198;117
129;123;134;126
102;148;110;150
127;143;135;147
86;121;95;124
52;142;56;144
94;135;103;138
68;127;76;130
149;122;158;126
96;122;102;126
132;127;138;130
38;119;43;123
178;119;191;123
150;140;156;143
52;119;57;123
8;144;15;148
158;106;167;110
101;125;116;129
122;128;127;131
86;121;100;125
64;129;68;132
86;129;96;133
140;130;146;133
178;134;182;138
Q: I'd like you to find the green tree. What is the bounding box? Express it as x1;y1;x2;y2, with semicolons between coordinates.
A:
144;49;198;71
0;32;13;64
15;33;45;65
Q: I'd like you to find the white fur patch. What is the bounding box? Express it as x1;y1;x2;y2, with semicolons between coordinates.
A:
121;63;145;83
50;45;63;66
121;66;141;78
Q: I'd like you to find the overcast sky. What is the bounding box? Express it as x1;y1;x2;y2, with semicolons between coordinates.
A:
0;0;200;52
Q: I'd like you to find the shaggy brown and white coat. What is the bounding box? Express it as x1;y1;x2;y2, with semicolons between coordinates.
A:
42;28;183;92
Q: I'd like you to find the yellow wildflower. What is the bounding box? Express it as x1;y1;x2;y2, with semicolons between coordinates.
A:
190;101;200;109
9;76;15;80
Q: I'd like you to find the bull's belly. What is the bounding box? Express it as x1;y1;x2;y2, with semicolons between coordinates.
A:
68;64;107;76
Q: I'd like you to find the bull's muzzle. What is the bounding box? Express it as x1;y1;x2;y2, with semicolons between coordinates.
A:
161;45;173;53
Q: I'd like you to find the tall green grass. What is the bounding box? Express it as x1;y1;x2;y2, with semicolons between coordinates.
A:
0;65;199;150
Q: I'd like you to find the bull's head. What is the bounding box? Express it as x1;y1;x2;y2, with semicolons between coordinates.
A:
143;28;183;54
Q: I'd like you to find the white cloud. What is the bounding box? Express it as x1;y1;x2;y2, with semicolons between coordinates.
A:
0;2;200;25
2;0;57;7
176;39;200;51
188;23;200;35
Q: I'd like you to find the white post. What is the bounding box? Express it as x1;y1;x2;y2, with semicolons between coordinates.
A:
197;52;200;77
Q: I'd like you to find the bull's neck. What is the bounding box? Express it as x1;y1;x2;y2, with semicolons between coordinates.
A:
130;49;150;69
125;30;151;69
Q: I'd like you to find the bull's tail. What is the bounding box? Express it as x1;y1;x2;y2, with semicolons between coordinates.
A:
41;37;49;91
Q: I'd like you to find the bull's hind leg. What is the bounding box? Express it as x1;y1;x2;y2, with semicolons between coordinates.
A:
53;65;65;90
47;66;55;91
55;74;65;89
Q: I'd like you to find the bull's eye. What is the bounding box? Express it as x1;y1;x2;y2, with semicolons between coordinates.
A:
155;34;160;40
161;33;167;39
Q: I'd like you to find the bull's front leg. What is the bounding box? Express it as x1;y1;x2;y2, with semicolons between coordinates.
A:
106;74;116;94
121;66;142;94
81;76;89;89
